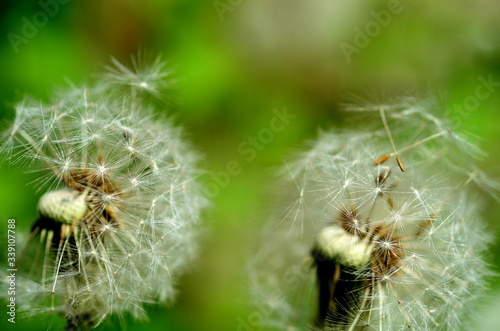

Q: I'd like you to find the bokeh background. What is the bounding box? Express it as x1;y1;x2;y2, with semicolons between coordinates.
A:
0;1;499;330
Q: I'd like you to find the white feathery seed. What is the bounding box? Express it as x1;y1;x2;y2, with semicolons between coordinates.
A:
251;92;496;331
0;57;206;329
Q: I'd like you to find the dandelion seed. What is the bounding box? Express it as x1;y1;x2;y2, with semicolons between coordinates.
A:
0;57;206;329
104;52;177;105
251;92;496;330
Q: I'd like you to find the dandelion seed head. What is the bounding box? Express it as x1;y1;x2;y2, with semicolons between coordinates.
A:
0;57;206;328
252;92;495;330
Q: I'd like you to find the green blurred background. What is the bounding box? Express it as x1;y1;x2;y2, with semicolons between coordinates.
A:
0;0;499;330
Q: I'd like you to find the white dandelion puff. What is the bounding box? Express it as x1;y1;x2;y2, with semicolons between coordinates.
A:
104;52;178;104
251;91;496;330
0;57;207;329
